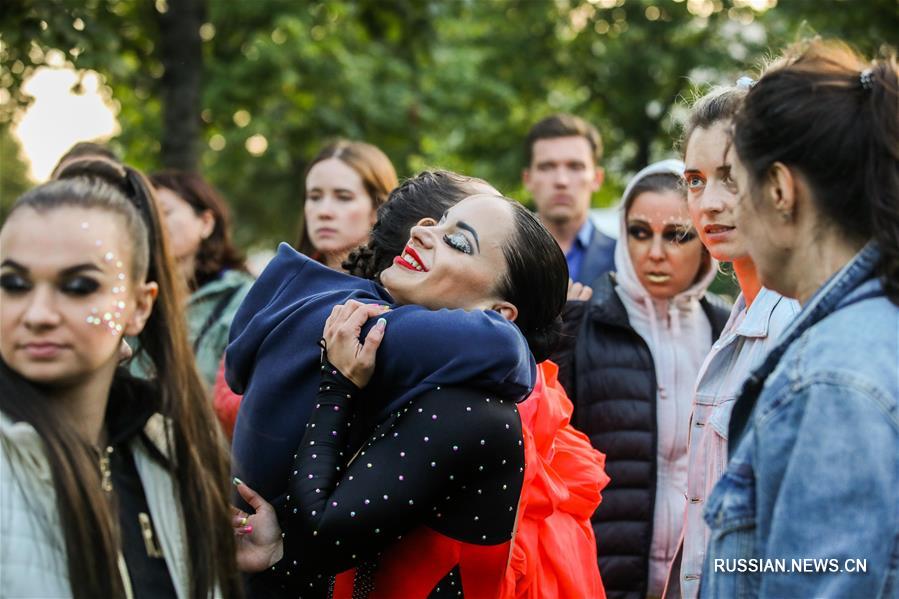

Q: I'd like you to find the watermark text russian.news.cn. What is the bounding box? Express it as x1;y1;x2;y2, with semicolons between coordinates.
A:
713;558;868;574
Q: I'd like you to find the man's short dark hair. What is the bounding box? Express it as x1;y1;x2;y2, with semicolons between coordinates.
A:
524;114;603;167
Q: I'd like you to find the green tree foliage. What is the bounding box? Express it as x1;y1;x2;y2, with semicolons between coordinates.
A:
0;0;891;247
0;123;34;221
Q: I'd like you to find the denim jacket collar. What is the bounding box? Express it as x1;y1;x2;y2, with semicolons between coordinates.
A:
727;241;881;453
731;287;783;339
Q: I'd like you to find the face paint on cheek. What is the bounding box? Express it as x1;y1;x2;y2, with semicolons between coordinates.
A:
85;247;129;335
662;215;690;226
108;260;128;335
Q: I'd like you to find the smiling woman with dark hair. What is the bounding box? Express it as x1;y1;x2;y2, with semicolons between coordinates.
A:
226;190;572;597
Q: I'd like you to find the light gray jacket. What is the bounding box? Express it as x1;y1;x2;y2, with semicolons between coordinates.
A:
0;411;194;598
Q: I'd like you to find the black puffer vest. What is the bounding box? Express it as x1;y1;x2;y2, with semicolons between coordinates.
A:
555;273;730;599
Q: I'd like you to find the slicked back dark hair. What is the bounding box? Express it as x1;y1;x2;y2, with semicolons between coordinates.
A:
497;200;569;362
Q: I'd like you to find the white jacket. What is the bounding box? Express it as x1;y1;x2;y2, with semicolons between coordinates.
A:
612;159;719;598
0;411;192;599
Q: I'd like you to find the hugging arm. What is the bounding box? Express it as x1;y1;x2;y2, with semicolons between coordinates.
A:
279;369;514;576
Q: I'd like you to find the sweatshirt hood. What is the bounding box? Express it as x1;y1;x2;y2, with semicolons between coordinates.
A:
613;159;717;314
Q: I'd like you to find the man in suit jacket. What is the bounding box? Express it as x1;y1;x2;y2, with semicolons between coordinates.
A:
523;114;616;286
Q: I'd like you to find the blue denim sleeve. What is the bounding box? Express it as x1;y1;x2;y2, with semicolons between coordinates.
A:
759;379;898;598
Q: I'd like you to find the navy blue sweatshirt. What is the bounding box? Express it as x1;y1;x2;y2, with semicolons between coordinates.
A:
226;244;535;503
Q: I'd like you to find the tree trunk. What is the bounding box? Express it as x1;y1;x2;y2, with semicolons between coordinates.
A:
635;135;651;172
157;0;205;170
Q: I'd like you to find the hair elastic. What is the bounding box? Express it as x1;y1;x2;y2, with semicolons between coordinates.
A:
735;76;755;90
859;68;874;90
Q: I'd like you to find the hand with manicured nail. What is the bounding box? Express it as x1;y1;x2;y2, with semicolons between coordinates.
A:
322;300;388;388
232;479;283;573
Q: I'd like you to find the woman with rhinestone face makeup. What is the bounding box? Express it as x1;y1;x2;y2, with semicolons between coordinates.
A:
225;188;574;597
664;87;799;599
0;161;244;598
553;160;731;598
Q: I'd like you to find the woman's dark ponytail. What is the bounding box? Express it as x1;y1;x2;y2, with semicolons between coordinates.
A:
522;314;564;364
498;201;569;363
733;39;899;305
863;57;899;304
6;159;243;598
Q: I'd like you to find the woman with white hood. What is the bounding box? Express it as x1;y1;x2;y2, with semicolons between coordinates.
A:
555;159;730;599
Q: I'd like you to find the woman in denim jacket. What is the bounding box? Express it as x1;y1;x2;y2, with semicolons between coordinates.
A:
665;85;800;599
700;40;898;598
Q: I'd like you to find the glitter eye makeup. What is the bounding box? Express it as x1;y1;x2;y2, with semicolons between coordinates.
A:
626;221;698;246
626;224;653;241
63;277;100;296
662;227;698;245
443;232;473;255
